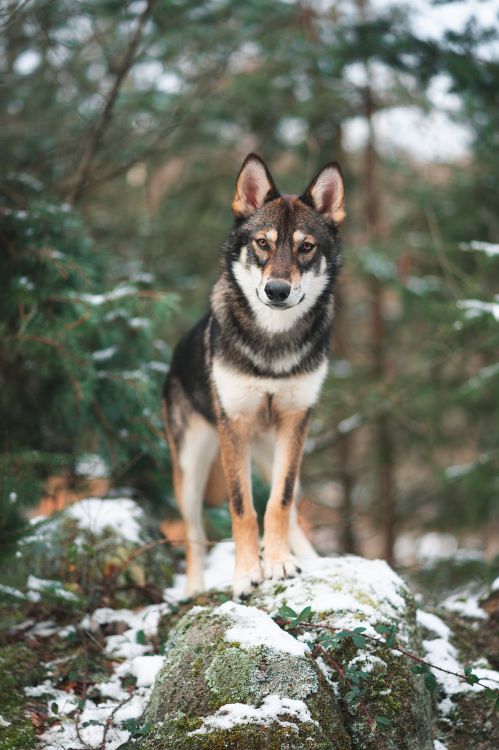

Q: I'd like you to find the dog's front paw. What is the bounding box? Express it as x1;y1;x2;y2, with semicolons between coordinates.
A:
232;563;264;600
263;554;301;582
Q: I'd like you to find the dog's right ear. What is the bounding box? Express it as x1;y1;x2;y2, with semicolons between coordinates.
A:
232;154;280;219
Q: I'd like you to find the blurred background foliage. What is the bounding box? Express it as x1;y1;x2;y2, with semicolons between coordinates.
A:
1;0;498;573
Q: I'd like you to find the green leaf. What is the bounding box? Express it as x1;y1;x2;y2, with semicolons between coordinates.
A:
298;606;312;621
484;688;499;710
411;664;427;674
353;626;366;634
424;671;437;692
135;629;147;645
374;623;390;634
375;715;392;728
50;702;58;715
278;605;297;620
352;634;367;647
345;687;361;703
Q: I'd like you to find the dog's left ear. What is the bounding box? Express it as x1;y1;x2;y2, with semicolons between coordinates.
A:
232;153;280;219
300;162;346;226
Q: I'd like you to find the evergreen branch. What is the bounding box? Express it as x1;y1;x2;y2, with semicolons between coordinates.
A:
16;334;86;368
66;0;157;205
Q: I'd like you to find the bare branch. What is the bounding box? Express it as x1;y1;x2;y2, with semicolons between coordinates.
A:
66;0;157;205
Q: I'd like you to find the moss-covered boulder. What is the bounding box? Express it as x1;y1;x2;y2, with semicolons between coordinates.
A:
17;496;173;609
250;556;433;750
137;556;433;749
143;600;349;749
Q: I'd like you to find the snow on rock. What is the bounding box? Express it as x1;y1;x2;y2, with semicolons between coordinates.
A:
66;497;144;544
253;554;408;638
217;601;309;657
418;606;499;716
492;576;499;592
189;694;316;735
434;740;448;750
442;591;486;620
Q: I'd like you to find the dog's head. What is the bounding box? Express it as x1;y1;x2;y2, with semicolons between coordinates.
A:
228;153;345;331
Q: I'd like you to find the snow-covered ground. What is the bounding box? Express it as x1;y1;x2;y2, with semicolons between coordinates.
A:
16;536;497;749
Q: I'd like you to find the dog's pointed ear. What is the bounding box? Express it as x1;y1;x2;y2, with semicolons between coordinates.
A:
232;153;279;219
300;162;345;226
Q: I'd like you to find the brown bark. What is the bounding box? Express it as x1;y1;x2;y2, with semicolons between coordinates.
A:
359;8;397;565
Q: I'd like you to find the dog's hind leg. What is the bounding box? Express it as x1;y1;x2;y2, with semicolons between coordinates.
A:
289;494;318;558
163;399;218;596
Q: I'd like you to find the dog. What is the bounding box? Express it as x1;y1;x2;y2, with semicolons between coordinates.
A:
162;153;345;598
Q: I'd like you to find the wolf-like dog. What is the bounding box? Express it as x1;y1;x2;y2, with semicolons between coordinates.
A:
162;153;345;598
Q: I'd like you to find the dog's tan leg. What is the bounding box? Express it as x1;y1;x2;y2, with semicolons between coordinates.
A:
262;409;310;580
218;416;262;598
252;433;317;559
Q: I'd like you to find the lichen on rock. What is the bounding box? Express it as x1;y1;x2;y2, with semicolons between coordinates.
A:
138;554;435;749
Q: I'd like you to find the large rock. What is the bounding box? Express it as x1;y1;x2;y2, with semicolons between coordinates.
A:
139;555;433;749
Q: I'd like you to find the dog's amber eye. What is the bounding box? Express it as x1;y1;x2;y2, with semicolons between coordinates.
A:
255;237;269;249
299;241;315;253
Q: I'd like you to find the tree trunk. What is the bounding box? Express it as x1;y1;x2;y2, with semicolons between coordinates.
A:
361;49;397;566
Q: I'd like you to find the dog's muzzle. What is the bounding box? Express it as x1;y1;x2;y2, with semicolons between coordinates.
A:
264;279;291;304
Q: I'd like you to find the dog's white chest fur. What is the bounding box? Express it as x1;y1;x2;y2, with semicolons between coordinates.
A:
212;357;328;417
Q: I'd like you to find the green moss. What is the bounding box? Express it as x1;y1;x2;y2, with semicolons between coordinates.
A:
0;645;45;750
137;710;337;750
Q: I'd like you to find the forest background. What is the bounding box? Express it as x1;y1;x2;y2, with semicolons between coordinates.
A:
1;0;498;592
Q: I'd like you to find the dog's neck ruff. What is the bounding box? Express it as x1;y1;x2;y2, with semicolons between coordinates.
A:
210;269;334;379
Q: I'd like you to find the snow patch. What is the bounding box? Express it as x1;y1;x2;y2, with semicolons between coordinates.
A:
66;497;144;544
217;601;309;657
164;540;235;600
26;576;78;602
457;298;499;322
189;694;316;735
417;610;451;639
129;655;164;687
442;592;486;620
461;241;499;257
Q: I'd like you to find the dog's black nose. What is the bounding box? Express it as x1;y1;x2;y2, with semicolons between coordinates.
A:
265;280;291;303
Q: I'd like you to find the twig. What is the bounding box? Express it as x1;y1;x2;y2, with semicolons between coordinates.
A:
67;0;157;205
294;620;499;689
111;537;172;580
100;693;134;750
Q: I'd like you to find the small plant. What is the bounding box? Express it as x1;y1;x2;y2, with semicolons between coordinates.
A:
276;604;499;734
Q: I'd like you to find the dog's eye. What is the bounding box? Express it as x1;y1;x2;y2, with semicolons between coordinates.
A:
255;237;269;249
299;241;315;253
